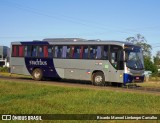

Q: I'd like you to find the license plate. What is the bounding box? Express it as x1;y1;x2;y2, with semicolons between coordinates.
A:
136;77;139;80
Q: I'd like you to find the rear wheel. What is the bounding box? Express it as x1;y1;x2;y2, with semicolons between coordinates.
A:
32;68;43;81
92;72;105;86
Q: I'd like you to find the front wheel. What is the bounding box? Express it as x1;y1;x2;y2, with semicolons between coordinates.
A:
92;72;105;86
32;68;43;81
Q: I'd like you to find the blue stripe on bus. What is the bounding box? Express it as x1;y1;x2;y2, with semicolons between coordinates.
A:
123;73;144;84
21;41;49;45
24;57;61;78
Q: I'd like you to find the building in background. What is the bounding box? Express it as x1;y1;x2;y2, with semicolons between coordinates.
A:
0;46;10;67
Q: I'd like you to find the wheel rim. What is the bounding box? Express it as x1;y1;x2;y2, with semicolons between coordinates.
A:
34;71;41;79
95;75;102;83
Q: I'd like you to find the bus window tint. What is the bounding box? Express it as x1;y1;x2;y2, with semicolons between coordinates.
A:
66;46;70;58
24;46;31;57
96;46;102;59
44;46;48;58
48;46;54;58
61;46;67;58
18;46;24;57
82;46;88;59
32;46;38;57
12;45;18;57
38;46;44;57
89;46;96;59
55;46;62;58
79;46;84;59
89;46;102;59
73;46;80;59
103;46;108;59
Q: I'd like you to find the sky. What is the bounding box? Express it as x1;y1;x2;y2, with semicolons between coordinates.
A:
0;0;160;56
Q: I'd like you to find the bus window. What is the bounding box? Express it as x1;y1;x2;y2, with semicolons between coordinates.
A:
18;46;24;57
96;46;102;59
24;46;31;57
32;46;38;57
12;45;18;57
118;50;124;70
72;46;80;59
111;52;117;65
89;46;96;59
54;46;62;58
48;46;54;58
44;46;48;58
89;46;102;59
66;46;71;58
82;46;88;59
38;46;44;57
103;46;108;59
62;46;67;58
80;46;84;59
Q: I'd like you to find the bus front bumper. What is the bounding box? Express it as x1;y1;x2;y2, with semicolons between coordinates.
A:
123;73;144;84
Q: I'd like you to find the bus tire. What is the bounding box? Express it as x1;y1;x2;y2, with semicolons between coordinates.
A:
92;72;105;86
32;68;43;81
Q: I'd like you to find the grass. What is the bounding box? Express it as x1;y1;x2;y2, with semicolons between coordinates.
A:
0;80;160;123
0;72;31;78
149;77;160;81
137;81;160;88
0;80;160;114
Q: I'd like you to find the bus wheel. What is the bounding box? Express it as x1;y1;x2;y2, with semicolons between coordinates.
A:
92;72;105;86
32;68;43;81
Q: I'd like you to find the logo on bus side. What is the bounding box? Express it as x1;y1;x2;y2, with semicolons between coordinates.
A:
29;59;47;66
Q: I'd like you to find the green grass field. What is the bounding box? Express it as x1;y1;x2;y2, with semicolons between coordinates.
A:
0;80;160;123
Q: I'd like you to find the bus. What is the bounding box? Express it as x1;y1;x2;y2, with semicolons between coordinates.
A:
10;38;145;86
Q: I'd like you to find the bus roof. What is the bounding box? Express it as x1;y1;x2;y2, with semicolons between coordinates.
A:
11;38;134;46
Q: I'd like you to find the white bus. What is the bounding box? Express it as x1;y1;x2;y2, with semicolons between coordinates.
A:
10;38;145;85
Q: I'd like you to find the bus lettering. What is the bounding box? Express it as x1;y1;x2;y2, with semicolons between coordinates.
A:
29;59;47;66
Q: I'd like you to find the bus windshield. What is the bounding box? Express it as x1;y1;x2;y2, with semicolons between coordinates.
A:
125;47;144;70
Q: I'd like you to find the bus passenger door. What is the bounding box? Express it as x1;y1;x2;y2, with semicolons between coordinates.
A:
108;45;123;82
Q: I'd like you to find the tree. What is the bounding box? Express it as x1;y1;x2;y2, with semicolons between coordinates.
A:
126;34;146;44
144;57;158;73
126;34;152;58
154;51;160;67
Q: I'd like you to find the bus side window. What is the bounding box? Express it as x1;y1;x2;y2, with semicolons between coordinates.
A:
18;45;24;57
71;46;74;58
96;46;102;59
80;46;83;59
82;46;88;59
62;46;67;58
89;46;96;59
24;46;31;57
44;46;48;58
66;46;70;58
12;45;18;57
103;46;108;59
54;46;62;58
38;46;44;57
73;46;80;59
32;46;38;57
48;46;54;58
